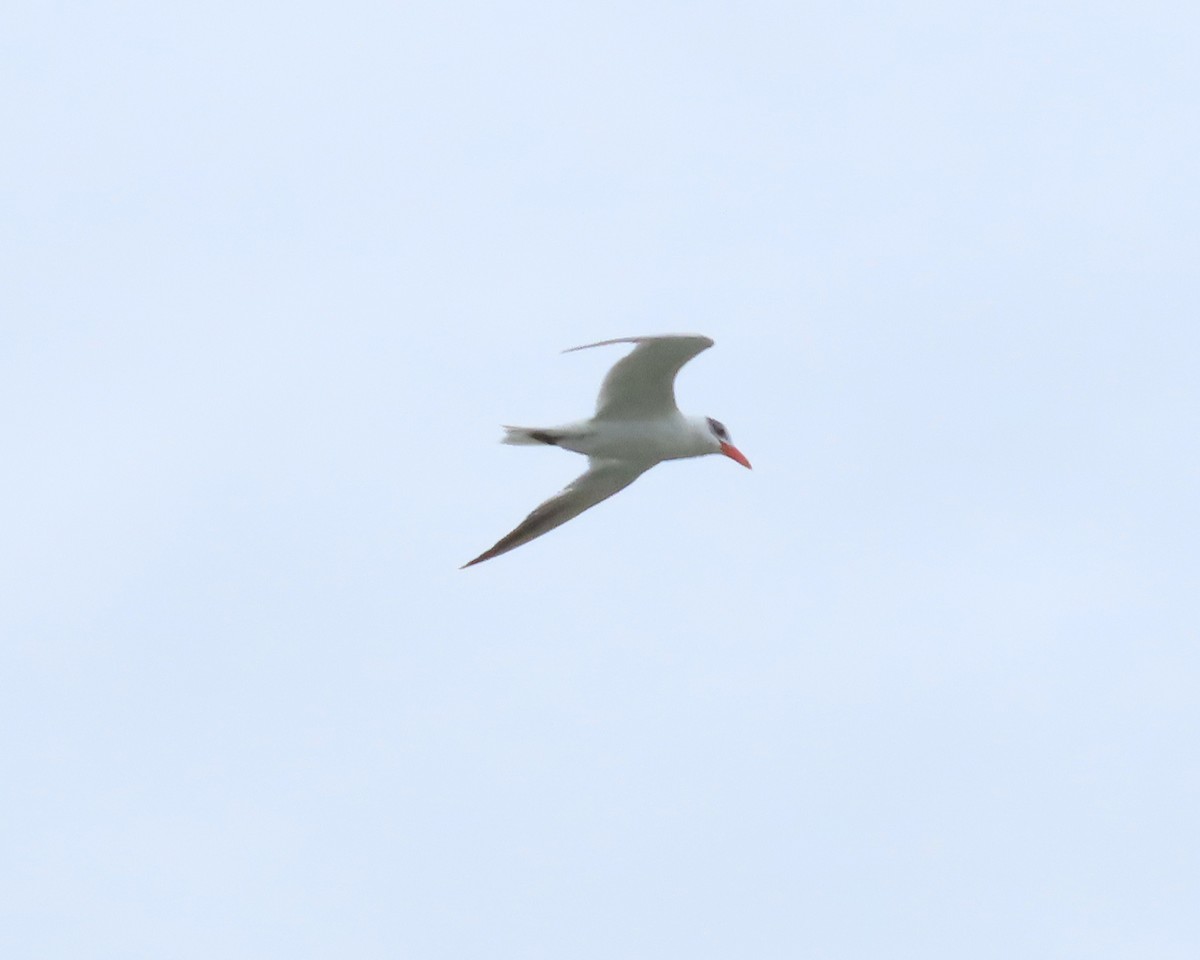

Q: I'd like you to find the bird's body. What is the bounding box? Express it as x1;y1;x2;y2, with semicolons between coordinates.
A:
462;335;750;568
502;412;718;462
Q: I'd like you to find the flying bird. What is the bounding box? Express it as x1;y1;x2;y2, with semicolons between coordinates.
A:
462;334;751;568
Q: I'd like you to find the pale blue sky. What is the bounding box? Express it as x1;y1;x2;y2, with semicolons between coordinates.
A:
4;2;1199;958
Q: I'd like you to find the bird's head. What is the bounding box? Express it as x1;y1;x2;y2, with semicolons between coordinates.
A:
705;417;752;469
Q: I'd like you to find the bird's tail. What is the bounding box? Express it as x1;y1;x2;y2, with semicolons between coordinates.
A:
501;425;563;446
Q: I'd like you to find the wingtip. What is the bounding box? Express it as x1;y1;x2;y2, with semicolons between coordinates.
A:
562;334;713;354
460;548;497;569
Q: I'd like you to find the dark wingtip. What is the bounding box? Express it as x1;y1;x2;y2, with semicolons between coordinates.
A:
460;548;497;569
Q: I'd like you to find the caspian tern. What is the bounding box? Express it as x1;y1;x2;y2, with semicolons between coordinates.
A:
462;334;751;568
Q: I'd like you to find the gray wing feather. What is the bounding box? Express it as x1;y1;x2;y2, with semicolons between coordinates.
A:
563;334;714;420
461;459;648;567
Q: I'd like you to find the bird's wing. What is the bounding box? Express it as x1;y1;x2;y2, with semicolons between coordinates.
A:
461;458;650;567
564;335;714;421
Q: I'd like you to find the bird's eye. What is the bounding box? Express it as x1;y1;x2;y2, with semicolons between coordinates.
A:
707;417;728;440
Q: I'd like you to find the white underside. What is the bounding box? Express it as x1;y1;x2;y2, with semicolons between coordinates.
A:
545;413;715;464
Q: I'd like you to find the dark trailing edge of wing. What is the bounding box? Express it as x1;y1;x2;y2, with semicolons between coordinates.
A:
460;497;572;568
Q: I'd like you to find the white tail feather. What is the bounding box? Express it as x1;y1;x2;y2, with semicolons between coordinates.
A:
501;425;544;446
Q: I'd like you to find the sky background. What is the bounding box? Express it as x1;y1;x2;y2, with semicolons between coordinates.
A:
4;2;1199;957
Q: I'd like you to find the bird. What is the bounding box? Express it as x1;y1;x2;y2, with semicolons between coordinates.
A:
462;334;751;568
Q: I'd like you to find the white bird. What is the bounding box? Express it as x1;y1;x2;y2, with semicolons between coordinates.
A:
462;334;751;568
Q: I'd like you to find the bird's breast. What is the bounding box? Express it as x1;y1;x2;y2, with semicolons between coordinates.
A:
574;417;705;462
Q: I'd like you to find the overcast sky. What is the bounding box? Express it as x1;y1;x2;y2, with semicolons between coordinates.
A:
4;2;1199;958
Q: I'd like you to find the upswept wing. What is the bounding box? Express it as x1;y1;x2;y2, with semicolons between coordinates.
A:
564;335;714;420
461;459;649;568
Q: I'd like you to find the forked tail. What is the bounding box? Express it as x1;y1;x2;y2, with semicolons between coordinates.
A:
501;425;563;446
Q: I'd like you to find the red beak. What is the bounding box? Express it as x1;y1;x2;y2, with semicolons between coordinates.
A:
720;441;752;469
